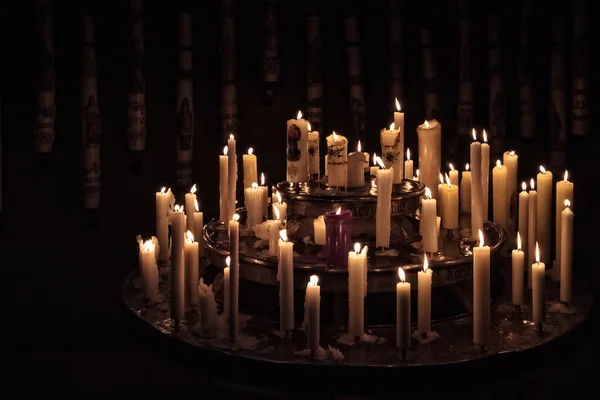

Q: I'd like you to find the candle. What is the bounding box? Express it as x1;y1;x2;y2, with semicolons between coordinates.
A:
287;111;309;182
416;119;442;199
185;231;199;307
555;170;574;281
437;173;445;213
393;98;405;149
481;131;490;221
527;178;537;288
380;122;403;184
193;199;204;258
348;243;367;337
198;278;218;335
324;154;328;176
536;166;553;264
155;187;174;263
278;229;295;331
347;141;366;188
170;204;186;323
219;146;230;222
244;182;263;231
376;157;394;248
414;169;420;182
223;256;230;319
503;150;519;245
532;242;545;324
258;172;269;220
512;232;525;306
518;182;529;264
448;163;459;187
404;148;413;179
440;173;459;230
461;164;471;212
268;215;282;257
227;135;238;223
313;215;326;245
185;184;197;233
139;237;160;302
326;132;348;188
228;213;240;341
560;200;574;304
470;129;483;240
417;255;433;333
396;267;411;349
421;187;438;253
324;207;352;266
492;160;508;232
363;150;370;173
272;191;287;221
305;275;321;354
307;122;320;176
370;152;380;176
473;230;490;347
242;147;258;189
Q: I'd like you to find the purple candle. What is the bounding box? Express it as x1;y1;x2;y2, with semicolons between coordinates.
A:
324;207;352;266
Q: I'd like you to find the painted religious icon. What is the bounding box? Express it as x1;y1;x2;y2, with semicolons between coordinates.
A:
287;124;302;162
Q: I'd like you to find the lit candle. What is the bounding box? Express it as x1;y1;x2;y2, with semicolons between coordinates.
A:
227;135;238;224
370;152;380;176
219;146;229;222
414;169;420;182
396;267;411;349
448;163;459;187
272;190;287;221
138;237;160;302
481;130;490;221
223;256;230;319
278;229;295;331
326;131;348;188
307;122;320;177
244;182;263;231
404;148;413;179
470;129;483;240
437;172;445;213
518;182;529;264
532;242;545;324
348;242;367;338
492;160;508;232
305;275;321;354
193;199;204;258
197;278;218;335
417;255;433;333
440;173;459;230
421;187;438;254
347;141;366;188
380;122;403;184
155;187;174;263
536;166;553;264
324;207;352;266
376;157;394;248
555;170;573;281
185;230;199;307
185;184;197;233
258;172;269;221
512;232;525;306
228;213;240;341
473;229;490;348
242;147;258;189
170;204;186;323
287;110;309;182
416;119;442;199
461;163;471;212
313;215;326;245
527;178;537;288
560;200;573;304
393;98;405;155
503;150;519;246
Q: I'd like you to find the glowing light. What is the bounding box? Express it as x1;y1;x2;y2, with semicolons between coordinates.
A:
371;179;377;188
406;148;411;161
357;140;362;153
143;240;154;252
307;121;312;131
261;173;265;185
483;130;488;143
509;150;515;156
332;131;339;140
439;173;444;185
445;173;451;187
297;110;303;119
540;165;546;174
226;256;230;267
390;122;395;130
398;267;406;282
252;182;258;189
376;157;386;169
354;242;361;253
496;160;502;168
472;128;477;141
229;134;234;140
535;242;540;263
194;198;199;212
372;153;377;165
279;229;288;242
174;204;184;213
564;170;568;182
248;147;253;155
276;191;282;204
223;146;228;156
423;255;429;272
309;275;319;286
517;232;522;251
465;163;470;171
425;187;432;200
564;199;571;208
190;184;197;194
449;163;454;171
232;213;240;222
479;229;485;247
274;206;280;220
522;181;527;191
395;98;401;111
160;187;166;194
416;169;420;178
186;230;194;243
424;120;430;128
336;207;342;215
530;178;535;190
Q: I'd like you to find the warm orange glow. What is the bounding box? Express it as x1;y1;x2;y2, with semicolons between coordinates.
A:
273;205;280;220
248;147;253;155
194;198;199;212
309;275;319;286
522;181;527;191
465;163;470;171
439;173;444;185
390;122;395;130
564;170;568;182
530;178;535;190
517;232;522;251
307;121;312;131
406;148;411;161
483;130;488;143
395;97;401;111
479;229;485;247
496;160;502;168
472;128;477;141
143;239;154;252
186;230;194;243
190;184;197;194
232;213;240;222
415;169;420;178
354;242;361;253
539;165;546;174
445;173;451;187
424;120;430;128
449;162;454;171
252;182;258;189
357;140;362;153
535;242;540;263
226;256;231;268
223;145;228;156
297;110;303;119
509;150;515;156
279;229;288;242
276;191;282;204
564;199;571;208
261;173;265;186
425;187;432;200
372;153;377;165
376;157;386;169
160;187;166;194
229;134;234;140
398;267;406;283
332;131;339;140
336;207;342;215
423;255;429;272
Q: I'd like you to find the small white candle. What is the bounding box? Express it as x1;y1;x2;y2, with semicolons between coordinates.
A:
527;178;538;289
492;160;508;232
155;187;174;263
473;229;490;347
197;278;218;335
313;215;326;245
440;173;458;230
503;150;519;246
242;147;258;189
512;232;525;306
272;191;287;221
421;187;438;253
278;229;295;331
258;172;269;221
348;243;367;337
227;135;238;224
518;182;529;265
185;184;197;233
139;237;160;302
193;199;204;258
560;200;574;303
448;163;459;187
461;164;471;212
536;166;553;264
219;146;230;222
244;182;263;231
223;256;230;319
370;152;380;176
305;275;321;354
404;148;413;179
347;141;366;188
470;129;483;240
417;119;442;199
375;157;394;248
532;242;546;324
307;122;320;176
184;231;199;307
380;122;403;184
326;131;348;188
481;130;490;221
417;255;433;333
171;204;186;322
228;213;240;341
287;111;309;182
555;170;573;281
396;267;411;349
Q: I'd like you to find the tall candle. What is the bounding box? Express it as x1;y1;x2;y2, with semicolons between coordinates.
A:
448;163;459;187
532;242;545;324
376;158;394;248
473;229;490;347
555;170;573;281
417;255;433;333
481;131;490;221
243;147;258;189
227;135;238;224
348;141;366;188
272;191;287;221
492;160;508;232
527;178;537;288
305;275;321;354
404;148;413;180
219;146;230;222
370;152;380;176
170;205;186;323
278;229;295;331
193;199;204;258
396;267;411;349
244;182;263;231
512;232;525;306
393;98;405;156
348;243;367;337
258;172;269;220
324;207;352;266
155;187;174;263
518;182;529;264
185;231;200;307
313;215;326;245
421;187;438;253
139;237;160;302
560;200;573;304
228;213;240;341
470;129;483;240
461;164;471;212
440;173;458;230
307;122;320;176
380;122;403;184
536;166;553;264
416;119;442;199
185;184;197;233
326;132;348;188
223;256;230;319
503;150;519;245
287;111;309;182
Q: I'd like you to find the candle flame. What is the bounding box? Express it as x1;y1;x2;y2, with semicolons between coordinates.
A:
423;255;429;272
279;229;288;242
390;122;395;130
465;163;470;171
424;120;430;128
190;184;197;194
248;147;253;155
361;245;368;255
186;230;194;243
376;156;386;169
445;173;451;187
276;191;282;204
232;213;240;222
194;198;199;212
535;242;540;263
336;207;342;215
357;140;362;153
372;152;377;165
416;169;420;178
425;187;432;200
472;128;477;141
273;205;280;220
564;199;571;208
522;181;527;191
143;239;154;252
509;150;515;156
449;162;454;171
540;165;546;174
309;275;319;286
160;187;166;194
517;232;521;251
252;182;258;189
530;178;535;190
226;256;230;268
223;145;228;156
479;229;484;247
229;134;234;140
439;173;444;184
395;97;401;111
332;131;339;140
371;179;376;188
297;110;303;119
564;170;568;182
496;160;502;168
261;173;265;185
483;129;488;143
307;121;312;131
354;242;361;253
407;148;411;160
398;267;406;282
174;204;183;213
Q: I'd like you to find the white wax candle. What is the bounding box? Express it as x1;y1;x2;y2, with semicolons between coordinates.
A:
305;275;321;353
396;268;411;349
228;213;240;341
139;237;160;302
503;151;519;245
244;183;263;231
348;141;366;188
258;173;269;221
185;231;200;307
376;161;394;248
421;188;438;253
518;182;529;265
193;198;204;258
171;205;186;322
512;232;525;306
272;191;287;221
417;256;433;333
155;187;174;262
278;229;295;331
227;135;238;224
560;201;573;303
198;278;218;335
370;152;379;176
223;256;230;319
527;179;537;288
393;98;405;166
380;122;403;184
448;163;459;187
185;184;197;233
348;243;367;337
326;132;348;188
287;111;309;182
492;160;508;232
242;148;258;189
308;127;320;176
461;164;471;212
404;148;413;180
440;173;458;230
268;219;282;256
481;132;490;221
416;119;442;199
536;166;553;264
532;242;545;324
313;215;326;245
473;230;490;347
470;130;483;240
555;171;573;281
219;146;229;222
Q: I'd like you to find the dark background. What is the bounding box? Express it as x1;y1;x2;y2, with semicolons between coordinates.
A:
0;0;598;397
